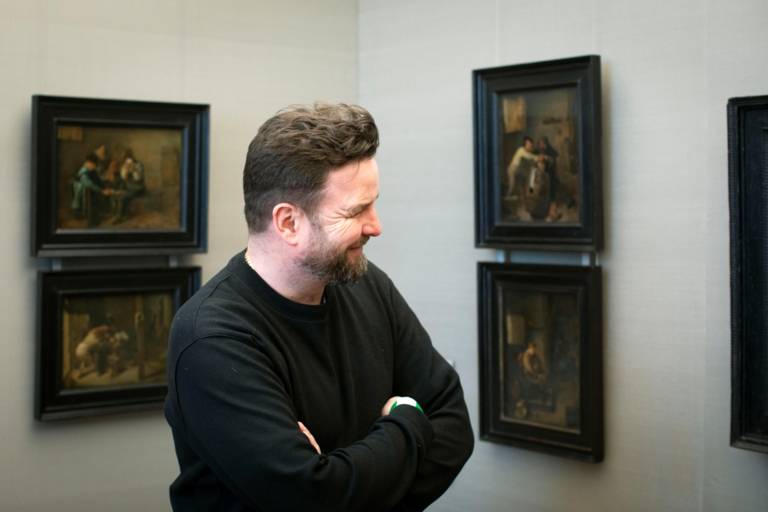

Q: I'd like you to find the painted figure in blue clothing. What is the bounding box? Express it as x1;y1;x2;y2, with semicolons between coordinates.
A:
71;154;111;222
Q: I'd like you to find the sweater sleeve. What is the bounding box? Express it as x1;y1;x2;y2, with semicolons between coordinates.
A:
386;280;475;511
172;335;435;512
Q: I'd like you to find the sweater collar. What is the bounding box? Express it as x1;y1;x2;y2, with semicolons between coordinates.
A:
228;250;329;322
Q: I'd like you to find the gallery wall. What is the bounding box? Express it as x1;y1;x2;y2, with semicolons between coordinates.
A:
0;0;357;509
358;0;768;511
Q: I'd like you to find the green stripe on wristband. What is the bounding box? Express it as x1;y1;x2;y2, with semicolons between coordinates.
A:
390;397;424;414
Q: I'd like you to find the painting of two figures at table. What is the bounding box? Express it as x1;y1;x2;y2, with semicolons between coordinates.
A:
56;124;182;230
500;87;580;223
61;292;173;389
501;288;581;433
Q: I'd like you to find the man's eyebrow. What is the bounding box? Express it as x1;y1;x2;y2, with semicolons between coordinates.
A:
342;203;368;215
342;194;380;214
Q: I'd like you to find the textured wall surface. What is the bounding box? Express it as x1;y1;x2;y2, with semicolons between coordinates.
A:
358;1;768;511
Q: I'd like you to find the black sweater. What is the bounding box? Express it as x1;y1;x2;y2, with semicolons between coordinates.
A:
165;252;474;511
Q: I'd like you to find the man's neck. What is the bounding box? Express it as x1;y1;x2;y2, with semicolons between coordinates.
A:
244;239;326;306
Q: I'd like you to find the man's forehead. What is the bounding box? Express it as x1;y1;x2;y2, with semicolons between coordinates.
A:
323;159;379;193
326;159;366;183
314;178;375;219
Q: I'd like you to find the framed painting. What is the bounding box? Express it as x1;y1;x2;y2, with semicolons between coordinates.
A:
478;262;603;462
728;95;768;454
473;55;602;250
32;95;209;256
36;267;200;420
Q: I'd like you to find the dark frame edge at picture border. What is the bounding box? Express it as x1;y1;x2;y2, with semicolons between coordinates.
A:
473;55;603;251
31;95;209;257
477;262;604;462
35;266;201;421
728;94;768;454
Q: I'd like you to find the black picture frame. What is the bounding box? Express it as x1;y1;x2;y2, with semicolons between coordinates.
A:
477;262;603;462
32;95;209;257
728;95;768;454
36;267;200;421
473;55;602;250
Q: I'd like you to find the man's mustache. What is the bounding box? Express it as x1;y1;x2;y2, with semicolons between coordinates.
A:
350;237;370;249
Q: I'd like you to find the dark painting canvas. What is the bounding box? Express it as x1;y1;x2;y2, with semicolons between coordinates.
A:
61;291;173;389
478;263;603;461
499;287;580;432
56;124;182;230
499;88;580;224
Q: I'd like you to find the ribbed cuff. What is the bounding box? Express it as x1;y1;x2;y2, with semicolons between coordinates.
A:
389;402;434;451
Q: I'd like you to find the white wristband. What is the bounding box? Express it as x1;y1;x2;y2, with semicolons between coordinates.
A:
390;396;424;414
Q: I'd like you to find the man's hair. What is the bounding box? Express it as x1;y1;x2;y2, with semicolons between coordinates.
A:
243;103;379;233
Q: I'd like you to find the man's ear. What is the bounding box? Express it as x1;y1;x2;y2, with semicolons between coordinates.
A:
271;203;303;245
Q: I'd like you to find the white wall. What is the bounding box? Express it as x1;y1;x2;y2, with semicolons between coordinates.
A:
0;1;357;509
359;0;768;511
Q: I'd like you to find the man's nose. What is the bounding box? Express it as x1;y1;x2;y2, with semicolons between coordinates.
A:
363;206;382;237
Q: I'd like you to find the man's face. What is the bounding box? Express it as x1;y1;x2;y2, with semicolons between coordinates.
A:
524;139;534;151
298;158;382;285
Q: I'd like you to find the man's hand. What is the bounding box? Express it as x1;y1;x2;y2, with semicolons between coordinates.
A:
298;421;321;454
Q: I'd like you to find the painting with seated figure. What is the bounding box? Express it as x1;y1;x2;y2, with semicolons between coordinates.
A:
500;290;581;433
478;262;603;462
32;95;208;256
56;124;182;230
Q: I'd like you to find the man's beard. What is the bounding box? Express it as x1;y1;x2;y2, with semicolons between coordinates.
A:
299;229;370;285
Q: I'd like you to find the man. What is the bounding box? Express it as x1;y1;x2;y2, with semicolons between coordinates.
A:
535;136;560;222
165;103;474;511
110;153;146;224
71;154;111;223
506;135;538;197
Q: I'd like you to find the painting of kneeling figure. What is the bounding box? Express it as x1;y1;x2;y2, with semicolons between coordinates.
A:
36;267;200;421
62;291;171;389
